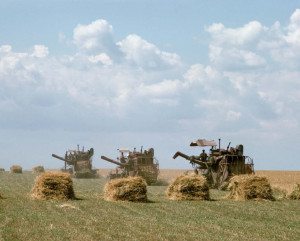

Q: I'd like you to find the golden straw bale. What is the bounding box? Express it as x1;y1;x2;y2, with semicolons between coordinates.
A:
0;168;5;172
287;184;300;200
10;165;22;173
32;166;45;173
104;176;147;202
227;175;275;201
31;172;75;200
166;174;210;201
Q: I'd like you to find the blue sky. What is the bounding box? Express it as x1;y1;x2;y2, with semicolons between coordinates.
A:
1;1;300;171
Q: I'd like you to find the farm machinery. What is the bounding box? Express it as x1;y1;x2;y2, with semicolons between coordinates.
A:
52;145;97;178
173;139;254;189
101;147;159;185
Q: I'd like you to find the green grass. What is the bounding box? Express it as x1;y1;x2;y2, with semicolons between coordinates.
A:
0;172;300;240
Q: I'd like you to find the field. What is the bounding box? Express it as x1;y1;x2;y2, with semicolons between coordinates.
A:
0;170;300;241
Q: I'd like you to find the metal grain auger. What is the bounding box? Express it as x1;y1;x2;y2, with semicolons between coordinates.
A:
101;146;159;185
52;145;97;178
173;138;254;189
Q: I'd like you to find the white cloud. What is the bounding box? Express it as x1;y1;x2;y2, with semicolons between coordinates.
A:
226;110;241;121
137;79;181;97
0;14;299;148
285;9;300;45
73;19;120;59
117;34;181;70
88;53;113;66
31;45;49;58
206;21;266;46
0;45;12;53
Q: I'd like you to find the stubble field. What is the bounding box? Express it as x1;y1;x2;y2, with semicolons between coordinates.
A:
0;169;300;240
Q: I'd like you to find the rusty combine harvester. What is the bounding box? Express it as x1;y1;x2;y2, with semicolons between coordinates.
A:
101;147;159;185
173;139;254;189
52;145;97;178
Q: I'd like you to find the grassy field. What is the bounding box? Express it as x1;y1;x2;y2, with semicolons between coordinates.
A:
0;170;300;241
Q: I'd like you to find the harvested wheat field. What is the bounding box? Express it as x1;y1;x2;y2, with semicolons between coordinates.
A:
104;176;147;202
0;170;300;240
287;184;300;200
31;172;75;200
10;165;22;173
256;170;300;194
227;175;275;201
167;174;210;200
32;166;45;173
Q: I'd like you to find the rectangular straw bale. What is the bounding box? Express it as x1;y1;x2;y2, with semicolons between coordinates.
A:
167;174;210;201
104;176;147;202
31;172;75;200
287;184;300;200
32;166;45;173
227;175;275;201
10;165;22;173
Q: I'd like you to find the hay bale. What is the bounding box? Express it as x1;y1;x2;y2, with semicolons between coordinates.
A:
0;168;5;172
166;174;210;201
32;166;45;173
287;184;300;200
31;172;75;200
227;175;275;201
10;165;22;173
104;176;147;202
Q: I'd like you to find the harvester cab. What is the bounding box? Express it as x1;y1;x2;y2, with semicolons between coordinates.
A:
173;138;254;189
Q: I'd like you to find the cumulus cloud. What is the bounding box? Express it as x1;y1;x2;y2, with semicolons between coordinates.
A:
73;19;121;59
117;34;181;70
206;9;300;71
31;45;49;58
88;53;113;66
0;11;299;144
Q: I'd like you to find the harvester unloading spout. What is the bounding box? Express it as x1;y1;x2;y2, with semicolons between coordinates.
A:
52;154;74;165
101;156;128;167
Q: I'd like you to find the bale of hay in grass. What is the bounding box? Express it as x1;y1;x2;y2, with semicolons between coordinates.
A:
10;165;22;173
104;176;147;202
32;166;45;173
227;175;275;201
166;174;210;201
0;168;5;172
287;184;300;200
31;172;75;200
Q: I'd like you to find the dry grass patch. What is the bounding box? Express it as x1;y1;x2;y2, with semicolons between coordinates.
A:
227;175;275;201
31;172;75;200
104;176;147;202
10;165;22;173
166;174;210;201
32;166;45;173
287;184;300;200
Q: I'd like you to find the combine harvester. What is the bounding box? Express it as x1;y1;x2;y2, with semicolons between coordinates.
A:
52;145;97;178
173;138;254;189
101;146;159;185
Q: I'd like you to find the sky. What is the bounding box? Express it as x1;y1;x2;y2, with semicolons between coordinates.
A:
0;1;300;171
